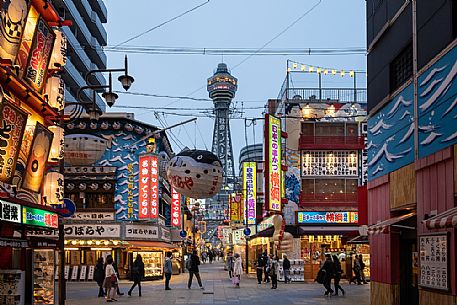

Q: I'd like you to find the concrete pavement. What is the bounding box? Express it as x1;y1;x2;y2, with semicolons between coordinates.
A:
65;261;370;305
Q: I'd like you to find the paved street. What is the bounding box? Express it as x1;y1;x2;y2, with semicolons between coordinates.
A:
65;261;370;305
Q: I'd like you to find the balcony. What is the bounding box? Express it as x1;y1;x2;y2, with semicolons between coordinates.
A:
88;0;107;23
281;87;367;104
299;135;365;150
299;192;358;208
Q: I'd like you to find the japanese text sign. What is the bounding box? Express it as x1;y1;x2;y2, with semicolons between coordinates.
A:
243;162;256;225
23;206;58;228
139;155;151;219
267;115;282;211
419;234;449;290
125;224;159;240
229;193;242;223
0;101;28;183
64;224;120;238
171;188;181;227
0;200;21;223
297;211;358;224
150;155;159;218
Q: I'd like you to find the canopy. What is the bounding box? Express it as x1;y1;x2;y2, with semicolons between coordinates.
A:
423;207;457;229
368;212;416;235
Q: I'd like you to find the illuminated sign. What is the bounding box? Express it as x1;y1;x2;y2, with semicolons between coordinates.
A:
257;215;275;232
139;155;151;219
297;211;358;224
229;193;242;223
171;188;181;227
0;100;28;183
150;155;159;219
0;200;21;223
127;163;135;219
23;206;58;228
266;115;282;211
243;162;256;225
0;0;31;61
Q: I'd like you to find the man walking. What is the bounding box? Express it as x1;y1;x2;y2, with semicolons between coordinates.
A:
227;251;234;278
263;251;270;283
164;252;173;290
320;254;335;296
256;253;265;284
188;250;204;290
282;254;291;283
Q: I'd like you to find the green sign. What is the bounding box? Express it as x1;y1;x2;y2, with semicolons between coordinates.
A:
22;207;58;228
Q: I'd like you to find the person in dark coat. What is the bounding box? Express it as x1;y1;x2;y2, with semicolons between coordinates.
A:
128;254;145;297
320;254;335;296
256;253;265;284
164;252;173;290
227;251;234;278
94;257;105;297
359;255;368;284
332;255;345;296
188;250;204;289
282;255;291;284
262;251;270;283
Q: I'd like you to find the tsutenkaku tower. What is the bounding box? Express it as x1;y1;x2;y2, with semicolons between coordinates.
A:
207;63;237;185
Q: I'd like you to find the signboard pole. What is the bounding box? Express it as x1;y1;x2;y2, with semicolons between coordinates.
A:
58;223;65;305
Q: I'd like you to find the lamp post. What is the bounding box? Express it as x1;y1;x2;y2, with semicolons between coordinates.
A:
191;202;201;249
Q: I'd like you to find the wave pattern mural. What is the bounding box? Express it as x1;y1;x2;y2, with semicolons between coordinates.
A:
285;149;301;204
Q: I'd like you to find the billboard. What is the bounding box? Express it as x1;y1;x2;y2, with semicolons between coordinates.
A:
296;211;358;224
242;162;256;225
265;114;282;211
229;193;242;223
138;154;159;219
171;187;181;227
0;0;31;61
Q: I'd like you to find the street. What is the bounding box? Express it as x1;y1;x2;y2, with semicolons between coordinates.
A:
65;261;370;305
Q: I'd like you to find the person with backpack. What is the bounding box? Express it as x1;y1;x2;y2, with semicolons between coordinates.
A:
317;254;335;296
256;253;265;284
128;254;145;297
187;250;204;289
94;257;105;297
164;252;173;290
332;255;345;296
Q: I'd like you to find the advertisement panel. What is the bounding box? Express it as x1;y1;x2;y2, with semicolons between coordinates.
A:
0;0;31;61
171;187;181;227
21;123;53;192
242;162;256;225
15;5;39;77
0;100;28;183
0;200;21;223
229;193;242;223
138;155;151;219
64;224;120;238
419;233;449;291
150;155;159;219
24;16;55;93
265;114;282;211
23;206;58;228
296;211;358;224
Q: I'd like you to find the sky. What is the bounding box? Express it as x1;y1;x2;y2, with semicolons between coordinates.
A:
103;0;367;168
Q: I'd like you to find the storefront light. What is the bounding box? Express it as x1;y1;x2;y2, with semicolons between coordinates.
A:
95;241;101;245
71;240;77;245
325;236;332;242
65;247;79;251
112;241;119;246
317;235;323;242
103;241;109;246
42;171;64;205
79;241;85;245
87;241;93;245
91;248;112;251
308;235;314;242
48;126;64;161
64;240;68;245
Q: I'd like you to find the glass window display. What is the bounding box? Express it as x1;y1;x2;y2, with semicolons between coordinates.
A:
33;250;55;305
0;270;25;305
132;251;163;278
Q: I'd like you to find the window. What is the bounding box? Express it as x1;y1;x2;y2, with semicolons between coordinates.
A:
315;123;345;136
302;178;359;195
301;123;314;136
390;43;413;92
68;192;114;209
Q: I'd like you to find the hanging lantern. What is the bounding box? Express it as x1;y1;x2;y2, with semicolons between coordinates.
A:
42;171;64;205
45;76;65;111
48;29;67;68
166;149;223;199
300;64;306;71
48;126;64;161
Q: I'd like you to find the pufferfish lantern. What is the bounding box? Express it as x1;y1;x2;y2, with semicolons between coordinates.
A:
166;149;223;199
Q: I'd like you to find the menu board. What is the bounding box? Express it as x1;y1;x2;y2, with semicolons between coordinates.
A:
419;234;449;290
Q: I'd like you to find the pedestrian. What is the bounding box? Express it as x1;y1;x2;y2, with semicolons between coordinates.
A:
94;257;105;297
103;256;118;302
263;251;270;283
319;254;335;296
359;255;368;284
256;253;265;284
270;255;279;289
332;255;345;296
164;252;173;290
188;250;204;290
350;255;362;285
208;250;214;264
227;251;234;278
111;258;124;296
233;253;242;287
128;254;145;297
202;251;207;264
282;254;291;284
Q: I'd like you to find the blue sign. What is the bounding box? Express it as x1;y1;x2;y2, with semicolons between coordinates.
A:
243;227;251;236
297;211;358;224
52;198;76;217
179;230;187;238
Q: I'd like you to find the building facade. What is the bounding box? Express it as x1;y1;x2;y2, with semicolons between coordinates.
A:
366;1;457;305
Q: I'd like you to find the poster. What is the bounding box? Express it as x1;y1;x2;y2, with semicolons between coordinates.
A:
419;234;449;290
242;162;256;225
229;193;242;223
0;0;31;61
171;187;181;227
297;211;358;224
21;123;53;192
138;155;150;219
15;4;38;77
24;16;55;93
0;100;28;183
265;114;282;211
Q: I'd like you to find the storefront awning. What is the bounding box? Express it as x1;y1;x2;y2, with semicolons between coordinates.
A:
423;207;457;229
347;235;369;244
126;241;178;249
368;212;416;235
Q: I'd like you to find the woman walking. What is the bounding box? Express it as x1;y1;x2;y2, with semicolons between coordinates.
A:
233;253;242;287
94;257;105;297
332;255;345;296
128;254;145;297
104;256;118;302
270;255;279;289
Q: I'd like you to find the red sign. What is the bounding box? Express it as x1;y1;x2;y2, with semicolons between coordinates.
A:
139;155;151;219
150;155;159;219
171;188;181;227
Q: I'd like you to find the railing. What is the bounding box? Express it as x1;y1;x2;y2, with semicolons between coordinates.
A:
281;88;367;104
299;135;365;149
299;192;358;207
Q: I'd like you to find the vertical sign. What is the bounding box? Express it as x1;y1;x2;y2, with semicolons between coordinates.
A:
171;188;181;227
127;162;136;219
0;0;31;61
265;114;282;212
138;155;150;219
419;234;449;290
229;193;242;223
150;155;159;219
243;162;256;225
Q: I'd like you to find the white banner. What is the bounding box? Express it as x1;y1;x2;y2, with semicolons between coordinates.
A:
64;224;121;238
125;225;159;240
0;200;21;223
70;212;115;221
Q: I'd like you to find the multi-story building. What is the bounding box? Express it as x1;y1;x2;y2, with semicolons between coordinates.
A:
51;0;107;110
366;1;457;305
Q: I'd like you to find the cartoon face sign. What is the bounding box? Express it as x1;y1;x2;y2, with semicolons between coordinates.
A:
166;149;223;199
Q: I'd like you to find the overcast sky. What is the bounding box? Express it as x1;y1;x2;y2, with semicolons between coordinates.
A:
104;0;366;166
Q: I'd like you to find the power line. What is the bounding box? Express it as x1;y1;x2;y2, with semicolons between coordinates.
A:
113;0;210;47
